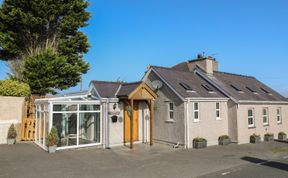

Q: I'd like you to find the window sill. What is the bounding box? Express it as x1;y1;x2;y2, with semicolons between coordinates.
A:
263;124;269;127
248;126;256;129
277;122;282;125
193;120;200;123
165;119;176;123
216;118;222;121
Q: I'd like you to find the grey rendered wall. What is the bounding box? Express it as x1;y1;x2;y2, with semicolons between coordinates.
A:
227;100;238;142
0;96;25;144
144;71;185;145
188;101;229;147
237;104;288;144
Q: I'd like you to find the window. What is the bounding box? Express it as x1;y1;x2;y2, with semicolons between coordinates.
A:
168;102;174;120
262;108;269;126
193;103;199;121
260;88;272;95
246;86;257;94
231;84;243;93
216;102;220;120
202;84;214;92
248;109;255;128
277;108;282;124
179;82;194;92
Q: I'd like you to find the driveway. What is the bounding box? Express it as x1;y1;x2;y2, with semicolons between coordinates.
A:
0;142;287;178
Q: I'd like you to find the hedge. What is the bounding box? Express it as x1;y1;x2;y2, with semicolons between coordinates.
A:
0;80;30;97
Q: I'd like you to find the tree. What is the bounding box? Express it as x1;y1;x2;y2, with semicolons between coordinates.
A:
0;0;90;94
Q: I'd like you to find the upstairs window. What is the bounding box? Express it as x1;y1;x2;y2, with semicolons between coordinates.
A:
168;102;174;120
179;82;194;92
231;84;244;93
262;108;269;126
277;108;282;124
202;84;215;93
216;102;220;120
193;103;200;122
248;109;255;128
246;86;258;94
260;88;272;95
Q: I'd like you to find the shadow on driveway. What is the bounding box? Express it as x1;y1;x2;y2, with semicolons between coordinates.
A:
241;156;288;172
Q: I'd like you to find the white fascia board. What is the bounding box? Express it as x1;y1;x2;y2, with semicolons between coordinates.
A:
51;100;101;104
238;100;288;104
90;82;102;99
186;98;229;102
142;68;185;102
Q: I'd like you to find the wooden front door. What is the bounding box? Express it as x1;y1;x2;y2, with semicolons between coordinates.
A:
124;102;139;142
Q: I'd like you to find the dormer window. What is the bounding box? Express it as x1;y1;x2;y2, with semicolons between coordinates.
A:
246;86;258;94
179;82;194;92
231;84;244;93
202;84;215;93
260;88;272;95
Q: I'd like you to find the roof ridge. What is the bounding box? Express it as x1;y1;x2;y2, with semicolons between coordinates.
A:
91;80;124;84
151;65;196;74
214;71;255;79
122;81;141;86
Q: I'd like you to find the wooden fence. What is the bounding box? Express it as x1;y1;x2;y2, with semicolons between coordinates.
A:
21;118;35;141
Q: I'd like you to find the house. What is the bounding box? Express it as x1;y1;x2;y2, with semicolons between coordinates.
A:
34;81;156;151
34;55;288;151
142;55;288;148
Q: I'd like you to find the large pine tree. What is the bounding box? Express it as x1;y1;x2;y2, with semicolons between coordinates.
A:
0;0;90;94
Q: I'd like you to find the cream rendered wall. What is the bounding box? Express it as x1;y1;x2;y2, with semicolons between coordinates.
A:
108;101;150;146
227;101;238;142
237;104;288;144
0;96;25;144
188;101;229;147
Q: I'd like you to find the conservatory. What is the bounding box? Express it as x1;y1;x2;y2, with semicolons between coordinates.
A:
34;95;102;151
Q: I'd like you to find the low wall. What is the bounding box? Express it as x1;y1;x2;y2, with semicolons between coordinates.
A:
0;96;25;144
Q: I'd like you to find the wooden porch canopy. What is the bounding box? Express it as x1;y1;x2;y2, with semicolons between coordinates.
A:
117;82;157;149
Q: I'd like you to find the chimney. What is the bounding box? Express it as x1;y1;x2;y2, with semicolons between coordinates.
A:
187;54;218;74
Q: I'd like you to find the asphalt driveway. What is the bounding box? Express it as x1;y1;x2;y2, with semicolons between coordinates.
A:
0;142;287;178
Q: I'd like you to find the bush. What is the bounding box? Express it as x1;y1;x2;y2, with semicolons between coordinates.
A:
0;80;30;97
218;135;230;141
278;132;286;136
7;124;17;139
264;133;274;137
193;137;207;142
46;127;59;147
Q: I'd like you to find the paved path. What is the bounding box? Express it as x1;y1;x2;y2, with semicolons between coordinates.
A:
0;142;287;178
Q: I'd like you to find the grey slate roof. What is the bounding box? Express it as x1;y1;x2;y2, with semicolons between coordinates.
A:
91;81;122;98
211;71;287;102
151;66;227;99
117;82;141;97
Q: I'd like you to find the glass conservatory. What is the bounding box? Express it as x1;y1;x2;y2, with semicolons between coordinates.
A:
34;95;102;150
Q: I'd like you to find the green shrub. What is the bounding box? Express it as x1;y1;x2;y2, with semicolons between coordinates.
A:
46;127;59;147
218;135;230;141
193;137;207;143
7;124;17;139
0;80;30;97
264;133;274;137
278;132;286;136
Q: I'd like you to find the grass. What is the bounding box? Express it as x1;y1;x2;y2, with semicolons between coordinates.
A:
270;147;288;153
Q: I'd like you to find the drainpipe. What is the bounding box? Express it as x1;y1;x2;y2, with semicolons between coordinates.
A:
105;100;110;149
186;101;190;149
184;101;187;149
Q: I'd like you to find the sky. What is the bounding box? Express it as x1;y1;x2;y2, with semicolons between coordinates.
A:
0;0;288;96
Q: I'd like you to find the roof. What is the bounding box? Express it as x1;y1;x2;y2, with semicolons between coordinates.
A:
211;71;287;102
151;66;227;99
117;82;141;97
91;81;122;98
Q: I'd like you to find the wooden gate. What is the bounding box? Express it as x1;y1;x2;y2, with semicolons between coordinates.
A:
21;118;35;141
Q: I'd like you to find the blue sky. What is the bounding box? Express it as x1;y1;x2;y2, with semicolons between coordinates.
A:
0;0;288;96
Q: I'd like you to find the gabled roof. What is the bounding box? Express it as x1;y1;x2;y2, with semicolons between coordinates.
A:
210;71;287;102
150;66;227;99
91;81;122;98
117;82;141;97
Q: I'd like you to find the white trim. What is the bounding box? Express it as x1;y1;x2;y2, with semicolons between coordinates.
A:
0;119;20;124
276;107;282;124
56;143;102;151
216;102;221;120
193;102;200;122
238;100;288;104
187;98;229;102
262;107;269;126
186;102;190;149
248;108;255;128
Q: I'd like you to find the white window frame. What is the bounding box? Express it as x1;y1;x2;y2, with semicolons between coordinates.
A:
167;102;175;121
248;108;255;128
262;108;269;126
193;102;200;122
216;102;221;120
277;108;282;124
